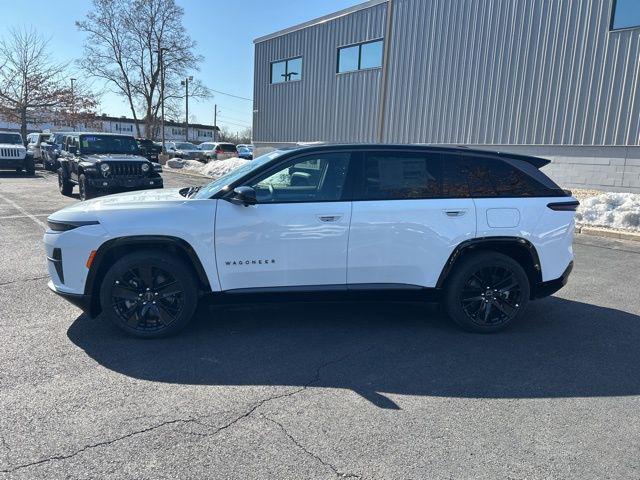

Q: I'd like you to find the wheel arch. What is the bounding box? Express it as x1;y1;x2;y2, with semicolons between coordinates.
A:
436;236;543;298
85;235;212;316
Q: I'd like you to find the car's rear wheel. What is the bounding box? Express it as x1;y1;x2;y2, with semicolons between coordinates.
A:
99;251;198;338
58;168;73;196
444;252;530;333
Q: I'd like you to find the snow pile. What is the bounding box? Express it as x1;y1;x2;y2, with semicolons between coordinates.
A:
165;157;249;179
576;192;640;231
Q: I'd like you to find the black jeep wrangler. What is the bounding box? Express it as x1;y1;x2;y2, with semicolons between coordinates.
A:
136;138;162;162
57;133;163;200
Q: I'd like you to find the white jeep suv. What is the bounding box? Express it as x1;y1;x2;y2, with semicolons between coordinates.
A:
44;144;577;338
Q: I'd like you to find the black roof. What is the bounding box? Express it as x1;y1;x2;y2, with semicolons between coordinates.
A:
278;143;550;168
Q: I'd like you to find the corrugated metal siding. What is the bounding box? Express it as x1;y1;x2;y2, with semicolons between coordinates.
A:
253;3;387;143
383;0;640;146
254;0;640;147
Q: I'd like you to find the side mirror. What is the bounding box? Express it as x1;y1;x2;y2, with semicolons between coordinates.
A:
228;186;257;206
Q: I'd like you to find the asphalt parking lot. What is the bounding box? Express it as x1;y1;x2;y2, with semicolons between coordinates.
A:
1;167;639;479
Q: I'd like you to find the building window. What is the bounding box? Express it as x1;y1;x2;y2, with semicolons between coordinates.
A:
270;57;303;84
337;39;383;73
611;0;640;30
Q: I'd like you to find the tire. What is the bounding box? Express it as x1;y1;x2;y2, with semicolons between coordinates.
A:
24;156;35;176
58;168;73;196
99;250;198;338
443;252;530;333
78;173;95;201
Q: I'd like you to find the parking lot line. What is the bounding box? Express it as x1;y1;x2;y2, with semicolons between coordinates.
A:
0;192;47;229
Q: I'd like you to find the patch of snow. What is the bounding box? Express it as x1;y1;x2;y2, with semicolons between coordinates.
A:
576;192;640;231
165;157;249;178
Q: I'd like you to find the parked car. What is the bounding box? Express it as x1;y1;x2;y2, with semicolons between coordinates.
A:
165;141;204;161
42;132;73;171
136;138;162;162
57;133;163;201
26;132;52;164
45;144;577;338
198;142;237;161
0;131;34;175
236;146;253;160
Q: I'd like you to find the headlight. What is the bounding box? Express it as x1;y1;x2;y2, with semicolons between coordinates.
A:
100;163;110;173
141;163;150;172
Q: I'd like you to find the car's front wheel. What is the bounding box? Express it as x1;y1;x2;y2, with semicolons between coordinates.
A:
58;168;73;196
444;252;530;333
78;174;95;201
99;251;199;338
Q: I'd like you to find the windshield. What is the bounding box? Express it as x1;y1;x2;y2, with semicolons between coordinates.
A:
175;142;196;150
79;135;141;155
0;133;23;144
192;150;287;199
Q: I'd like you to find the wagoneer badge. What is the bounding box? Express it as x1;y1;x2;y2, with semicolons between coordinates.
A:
225;259;276;266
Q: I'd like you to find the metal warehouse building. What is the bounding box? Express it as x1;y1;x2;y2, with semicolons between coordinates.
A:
253;0;640;192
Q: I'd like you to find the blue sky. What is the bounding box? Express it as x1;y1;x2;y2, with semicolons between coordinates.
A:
0;0;362;133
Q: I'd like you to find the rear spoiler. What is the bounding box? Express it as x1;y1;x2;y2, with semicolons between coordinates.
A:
495;151;550;169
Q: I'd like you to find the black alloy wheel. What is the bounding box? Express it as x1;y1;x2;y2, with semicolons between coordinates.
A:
100;251;198;338
460;266;523;326
444;252;530;333
58;168;73;196
111;265;185;332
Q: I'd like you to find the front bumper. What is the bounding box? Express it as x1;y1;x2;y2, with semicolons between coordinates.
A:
534;261;573;299
48;281;94;315
87;175;163;189
0;158;26;169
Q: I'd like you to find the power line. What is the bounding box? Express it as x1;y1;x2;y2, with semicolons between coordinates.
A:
218;114;251;125
218;118;251;129
211;89;253;102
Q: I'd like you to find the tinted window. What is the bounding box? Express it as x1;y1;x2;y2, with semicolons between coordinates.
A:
79;135;140;155
611;0;640;30
0;133;22;144
444;155;555;198
360;151;443;200
219;143;236;152
250;153;350;203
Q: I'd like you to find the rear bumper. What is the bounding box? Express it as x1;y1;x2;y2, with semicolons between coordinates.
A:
48;281;94;315
534;261;573;299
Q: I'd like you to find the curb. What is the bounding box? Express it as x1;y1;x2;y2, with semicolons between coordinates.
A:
575;225;640;243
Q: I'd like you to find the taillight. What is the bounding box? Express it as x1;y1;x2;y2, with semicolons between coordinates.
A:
215;148;222;154
547;201;580;212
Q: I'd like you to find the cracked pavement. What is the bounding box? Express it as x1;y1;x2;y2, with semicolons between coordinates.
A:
1;168;640;479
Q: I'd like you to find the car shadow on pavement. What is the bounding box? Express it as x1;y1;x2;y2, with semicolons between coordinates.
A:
67;296;640;409
0;172;47;179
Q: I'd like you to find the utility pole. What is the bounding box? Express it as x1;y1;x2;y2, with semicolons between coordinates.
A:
181;76;193;141
156;47;167;153
70;78;76;130
213;104;218;141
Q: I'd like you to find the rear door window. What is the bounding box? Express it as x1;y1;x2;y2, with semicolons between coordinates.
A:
358;151;444;200
445;155;557;197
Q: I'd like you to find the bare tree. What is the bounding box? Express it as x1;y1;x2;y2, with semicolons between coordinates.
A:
218;126;252;145
77;0;210;139
0;28;95;139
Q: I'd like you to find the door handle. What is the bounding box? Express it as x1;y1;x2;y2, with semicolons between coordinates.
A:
317;215;342;223
443;209;467;217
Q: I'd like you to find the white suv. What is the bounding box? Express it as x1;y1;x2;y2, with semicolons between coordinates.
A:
44;145;577;338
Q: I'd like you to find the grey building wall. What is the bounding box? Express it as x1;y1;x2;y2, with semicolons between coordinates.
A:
253;1;387;144
253;0;640;192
